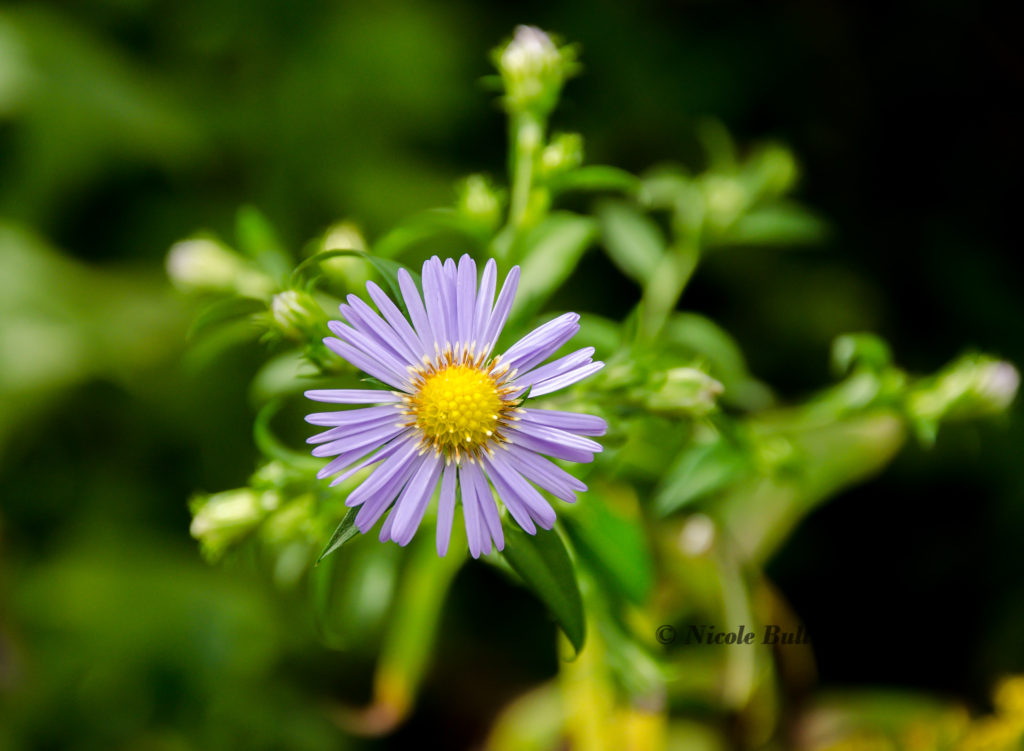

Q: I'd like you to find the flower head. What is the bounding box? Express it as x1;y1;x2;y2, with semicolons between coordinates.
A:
305;255;606;558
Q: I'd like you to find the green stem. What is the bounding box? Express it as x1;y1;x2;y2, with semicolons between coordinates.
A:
494;111;545;262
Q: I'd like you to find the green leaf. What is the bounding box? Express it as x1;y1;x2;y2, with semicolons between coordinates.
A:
500;524;586;654
716;202;827;247
187;296;266;341
236;206;292;281
561;494;654;605
509;212;598;322
316;507;361;564
293;249;419;314
597;199;666;283
654;436;751;517
548;165;640;196
373;208;489;258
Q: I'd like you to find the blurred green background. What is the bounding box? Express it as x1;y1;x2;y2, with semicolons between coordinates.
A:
1;1;1022;749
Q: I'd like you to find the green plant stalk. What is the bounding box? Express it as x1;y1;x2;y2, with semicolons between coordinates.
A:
494;111;545;261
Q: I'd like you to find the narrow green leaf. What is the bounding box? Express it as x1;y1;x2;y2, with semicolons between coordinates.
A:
316;507;360;564
188;296;266;341
294;249;420;315
236;206;292;281
509;212;598;322
548;165;640;196
561;495;654;605
654;437;750;517
597;200;666;283
716;202;827;247
500;524;586;654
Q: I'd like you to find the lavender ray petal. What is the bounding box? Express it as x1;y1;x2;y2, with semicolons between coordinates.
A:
421;257;449;349
305;389;402;404
506;430;595;464
519;408;608;436
456;254;477;349
398;267;437;353
390;453;443;546
465;460;503;550
346;439;421;507
459;463;483;558
326;322;412;386
481;265;520;355
436;462;457;557
473;259;497;347
307;412;405;444
378;508;396;542
442;258;459;344
366;281;428;359
327;431;415;486
343;296;420;365
482;453;556;530
480;459;536;535
306;405;404;427
514;347;594;389
504;443;586;502
324;337;410;390
311;422;405;458
499;314;581;375
512;423;602;453
354;452;422;531
528;361;605;397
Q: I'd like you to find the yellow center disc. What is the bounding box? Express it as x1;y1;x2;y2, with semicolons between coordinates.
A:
412;364;504;454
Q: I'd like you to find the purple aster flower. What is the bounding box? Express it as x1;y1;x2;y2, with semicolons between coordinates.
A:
305;254;606;558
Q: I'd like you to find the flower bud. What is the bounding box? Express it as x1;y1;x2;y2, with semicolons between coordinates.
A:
271;289;325;340
456;174;504;229
494;26;577;116
539;132;583;178
319;221;370;287
907;355;1019;423
166;238;274;298
645;367;723;416
189;488;276;560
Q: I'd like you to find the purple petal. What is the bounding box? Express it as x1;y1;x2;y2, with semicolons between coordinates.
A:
347;439;421;508
482;453;556;530
473;259;497;347
499;313;580;375
343;296;420;365
398;268;436;354
442;258;459;342
515;347;594;389
436;462;457;557
390;453;444;546
421;257;450;349
463;459;504;552
355;452;422;532
305;389;402;404
307;412;404;444
324;337;410;391
378;508;396;542
311;422;405;458
306;405;403;427
481;265;520;355
519;408;608;436
507;429;595;464
528;361;605;397
366;281;428;360
456;254;477;348
504;443;586;502
326;431;414;485
459;463;483;558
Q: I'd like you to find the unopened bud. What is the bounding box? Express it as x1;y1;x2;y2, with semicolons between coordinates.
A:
189;488;276;559
456;174;504;229
646;367;723;416
271;289;325;340
539;132;583;177
166;238;274;298
908;355;1019;423
494;26;577;116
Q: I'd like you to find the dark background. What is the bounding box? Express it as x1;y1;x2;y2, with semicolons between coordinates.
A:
2;0;1022;745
